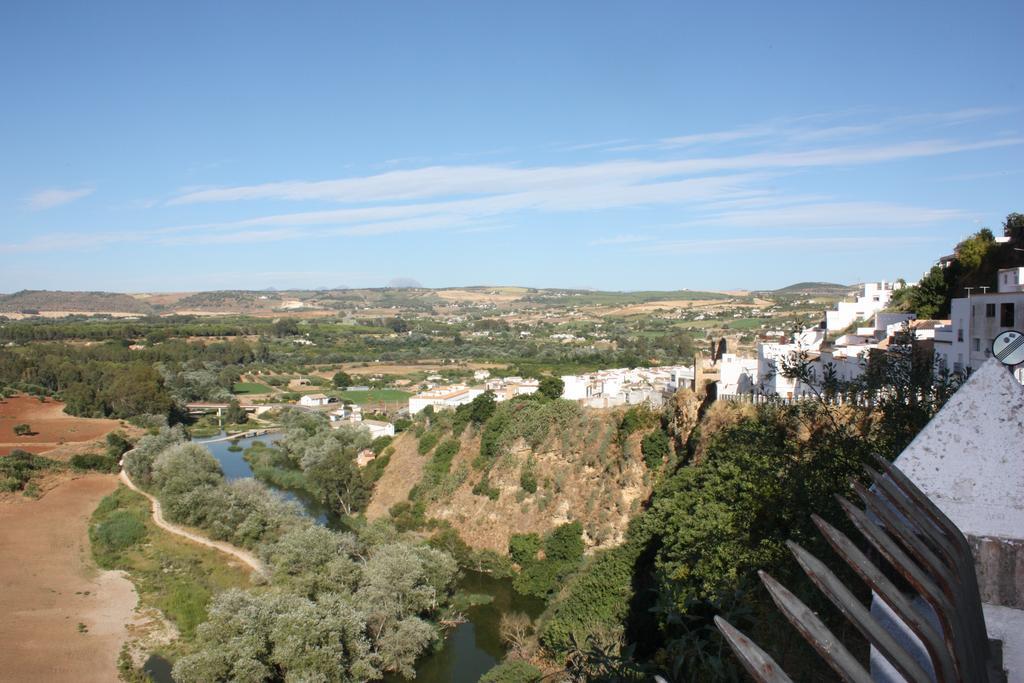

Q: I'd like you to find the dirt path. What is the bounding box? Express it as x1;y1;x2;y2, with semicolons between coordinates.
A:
0;474;140;683
118;470;269;578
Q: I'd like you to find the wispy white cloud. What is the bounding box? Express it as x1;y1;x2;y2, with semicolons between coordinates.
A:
25;187;94;210
167;136;1021;207
688;201;966;229
627;107;1016;152
6;108;1017;256
554;138;633;152
637;235;946;255
0;230;141;254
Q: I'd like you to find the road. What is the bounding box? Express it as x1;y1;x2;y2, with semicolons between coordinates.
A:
118;469;269;579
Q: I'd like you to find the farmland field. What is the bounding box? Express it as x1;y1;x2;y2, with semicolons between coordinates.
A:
333;389;411;404
232;382;273;395
0;396;123;456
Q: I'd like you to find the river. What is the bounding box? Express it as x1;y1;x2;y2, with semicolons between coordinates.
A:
179;431;540;682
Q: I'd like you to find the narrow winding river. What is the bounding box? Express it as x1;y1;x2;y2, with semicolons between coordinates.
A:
156;432;541;682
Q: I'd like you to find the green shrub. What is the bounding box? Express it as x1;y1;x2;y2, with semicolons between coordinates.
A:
641;430;670;469
92;510;147;556
472;477;500;501
0;449;58;491
509;533;541;566
70;453;119;472
389;500;426;531
105;431;133;458
370;435;393;455
519;467;537;494
510;522;585;600
417;431;439;455
543;521;584;563
538;535;645;655
480;659;542;683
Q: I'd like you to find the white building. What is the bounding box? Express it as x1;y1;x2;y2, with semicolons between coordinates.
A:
716;354;759;395
361;420;395;439
473;369;491;381
934;268;1024;383
484;376;540;402
329;404;395;439
299;393;335;407
560;365;691;409
825;281;903;332
408;384;484;414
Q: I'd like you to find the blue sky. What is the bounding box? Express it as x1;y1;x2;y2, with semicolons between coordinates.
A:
1;1;1021;292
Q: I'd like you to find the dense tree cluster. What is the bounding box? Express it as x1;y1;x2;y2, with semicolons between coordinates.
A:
122;425;460;681
174;536;457;682
538;341;961;680
509;522;585;599
894;214;1024;318
275;409;375;516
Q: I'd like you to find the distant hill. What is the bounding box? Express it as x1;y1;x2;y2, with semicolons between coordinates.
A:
767;282;853;295
0;290;156;314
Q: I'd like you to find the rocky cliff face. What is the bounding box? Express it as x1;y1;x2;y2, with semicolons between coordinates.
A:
368;408;660;556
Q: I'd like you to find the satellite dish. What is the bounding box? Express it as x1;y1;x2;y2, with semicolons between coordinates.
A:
992;330;1024;366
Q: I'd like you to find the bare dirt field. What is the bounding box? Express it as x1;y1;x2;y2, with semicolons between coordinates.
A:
1;311;143;320
434;288;526;303
0;396;124;457
332;361;504;377
593;298;732;317
0;473;140;683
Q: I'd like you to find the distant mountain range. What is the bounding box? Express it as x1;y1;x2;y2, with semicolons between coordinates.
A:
0;282;855;316
0;290;156;314
762;281;854;295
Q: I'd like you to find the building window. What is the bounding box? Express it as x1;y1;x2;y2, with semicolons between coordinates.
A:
957;328;964;342
986;303;996;317
1002;303;1015;327
973;338;980;352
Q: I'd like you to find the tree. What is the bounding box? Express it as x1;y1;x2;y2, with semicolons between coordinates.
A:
306;452;371;516
1005;212;1024;242
641;430;670;469
499;612;535;657
387;318;410;334
13;423;31;436
538;375;565;400
268;526;362;598
468;391;497;424
509;533;541;566
544;521;584;563
105;430;133;458
223;399;248;425
480;660;543;683
273;318;300;336
332;371;353;389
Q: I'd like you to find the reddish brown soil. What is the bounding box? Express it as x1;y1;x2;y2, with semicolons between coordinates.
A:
0;396;124;457
0;473;140;682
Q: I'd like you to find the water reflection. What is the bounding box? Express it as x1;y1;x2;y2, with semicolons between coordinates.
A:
195;433;537;682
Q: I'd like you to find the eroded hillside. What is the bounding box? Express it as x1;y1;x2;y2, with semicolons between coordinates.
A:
368;397;668;555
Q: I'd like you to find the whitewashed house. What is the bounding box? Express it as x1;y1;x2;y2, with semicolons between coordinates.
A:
825;281;903;332
485;376;540;402
299;393;335;407
934;268;1024;383
408;384;484;414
